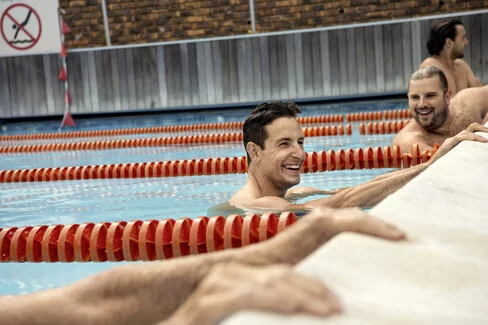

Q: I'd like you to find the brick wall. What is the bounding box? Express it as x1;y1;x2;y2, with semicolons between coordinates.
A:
60;0;488;48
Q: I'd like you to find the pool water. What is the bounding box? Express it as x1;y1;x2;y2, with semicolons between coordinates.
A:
0;99;406;295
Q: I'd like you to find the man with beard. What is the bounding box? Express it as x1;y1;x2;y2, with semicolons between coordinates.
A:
393;66;488;153
420;19;482;95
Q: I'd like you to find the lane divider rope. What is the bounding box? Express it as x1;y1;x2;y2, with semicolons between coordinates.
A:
0;125;352;154
359;120;410;135
0;144;439;183
0;115;345;141
0;212;298;263
346;109;410;121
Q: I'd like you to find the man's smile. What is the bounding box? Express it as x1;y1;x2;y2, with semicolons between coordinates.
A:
416;107;434;118
282;164;301;171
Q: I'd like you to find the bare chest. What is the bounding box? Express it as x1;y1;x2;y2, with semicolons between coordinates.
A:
423;133;449;147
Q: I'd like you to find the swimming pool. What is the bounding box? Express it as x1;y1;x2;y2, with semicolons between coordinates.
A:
0;98;407;295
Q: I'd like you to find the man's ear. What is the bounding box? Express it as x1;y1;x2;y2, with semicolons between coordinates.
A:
445;38;453;49
445;89;452;104
246;142;260;162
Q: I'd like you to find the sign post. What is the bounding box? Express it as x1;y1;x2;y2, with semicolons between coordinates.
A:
58;10;75;130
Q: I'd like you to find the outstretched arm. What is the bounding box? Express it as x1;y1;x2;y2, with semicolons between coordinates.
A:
285;186;337;201
0;208;405;325
160;263;340;325
308;163;427;209
308;127;488;209
161;208;406;325
454;84;488;121
459;60;483;88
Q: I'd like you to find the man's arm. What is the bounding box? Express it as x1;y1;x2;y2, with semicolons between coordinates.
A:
0;208;405;325
161;207;407;325
307;163;427;209
160;263;340;325
457;59;483;88
308;128;488;209
454;84;488;121
285;186;336;201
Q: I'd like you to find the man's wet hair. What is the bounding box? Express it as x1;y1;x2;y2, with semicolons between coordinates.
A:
243;101;301;164
427;19;463;56
409;66;449;95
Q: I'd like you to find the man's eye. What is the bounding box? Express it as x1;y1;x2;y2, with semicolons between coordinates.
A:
280;142;289;147
298;141;304;146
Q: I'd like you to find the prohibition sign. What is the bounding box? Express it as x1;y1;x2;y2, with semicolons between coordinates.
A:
1;3;42;50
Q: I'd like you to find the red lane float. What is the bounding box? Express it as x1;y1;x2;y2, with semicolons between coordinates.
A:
383;109;410;120
0;115;344;142
346;111;383;122
0;144;438;183
0;212;298;263
0;126;350;154
346;109;410;122
359;120;410;135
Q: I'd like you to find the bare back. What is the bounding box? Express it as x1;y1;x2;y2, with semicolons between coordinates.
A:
420;58;469;95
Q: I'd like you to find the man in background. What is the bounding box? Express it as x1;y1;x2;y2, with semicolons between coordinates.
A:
420;18;482;95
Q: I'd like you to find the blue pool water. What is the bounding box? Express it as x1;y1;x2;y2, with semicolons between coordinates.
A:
1;99;406;135
0;99;406;295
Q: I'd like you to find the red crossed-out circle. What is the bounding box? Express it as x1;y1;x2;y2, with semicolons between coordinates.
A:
1;3;42;50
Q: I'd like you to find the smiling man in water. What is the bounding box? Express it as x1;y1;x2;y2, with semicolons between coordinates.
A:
218;100;487;214
393;66;488;153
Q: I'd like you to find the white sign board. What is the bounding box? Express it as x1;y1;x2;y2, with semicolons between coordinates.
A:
0;0;61;57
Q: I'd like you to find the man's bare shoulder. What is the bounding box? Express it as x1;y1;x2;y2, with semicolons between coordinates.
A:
227;185;286;211
393;120;428;152
454;59;483;87
229;186;259;204
453;59;471;70
395;119;425;136
230;194;290;210
420;57;444;69
393;129;425;145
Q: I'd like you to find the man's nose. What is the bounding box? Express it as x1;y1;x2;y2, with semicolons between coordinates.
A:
418;97;428;107
292;144;305;158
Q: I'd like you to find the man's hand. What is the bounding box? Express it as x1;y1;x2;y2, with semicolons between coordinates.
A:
305;207;407;241
482;113;488;126
429;124;488;165
162;263;341;325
